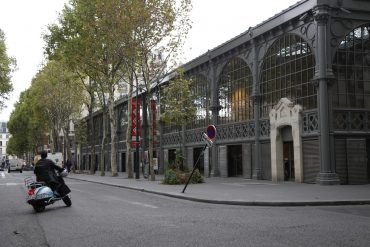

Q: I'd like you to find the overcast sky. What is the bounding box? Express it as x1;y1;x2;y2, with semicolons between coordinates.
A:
0;0;298;121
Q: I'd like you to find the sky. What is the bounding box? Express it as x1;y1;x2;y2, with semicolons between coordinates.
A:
0;0;299;122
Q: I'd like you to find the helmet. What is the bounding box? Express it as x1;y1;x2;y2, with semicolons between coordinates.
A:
60;169;68;177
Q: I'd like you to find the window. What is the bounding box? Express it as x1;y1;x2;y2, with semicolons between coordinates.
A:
260;34;316;117
333;24;370;109
218;58;253;124
191;74;210;128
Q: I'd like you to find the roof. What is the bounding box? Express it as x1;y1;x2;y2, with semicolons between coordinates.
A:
182;0;313;69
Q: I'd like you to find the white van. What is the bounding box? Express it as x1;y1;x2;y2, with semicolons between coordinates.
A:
47;152;64;168
8;159;23;173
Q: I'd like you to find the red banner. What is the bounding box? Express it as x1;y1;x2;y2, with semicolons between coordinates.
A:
131;98;141;148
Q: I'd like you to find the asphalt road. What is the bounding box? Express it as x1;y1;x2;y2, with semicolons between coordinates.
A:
1;171;370;247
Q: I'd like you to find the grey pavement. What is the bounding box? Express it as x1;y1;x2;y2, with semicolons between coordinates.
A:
67;172;370;206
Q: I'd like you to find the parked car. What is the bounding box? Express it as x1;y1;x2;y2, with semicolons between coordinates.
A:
22;163;34;171
8;159;23;173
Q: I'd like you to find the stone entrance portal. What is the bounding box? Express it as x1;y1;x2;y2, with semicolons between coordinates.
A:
269;98;303;183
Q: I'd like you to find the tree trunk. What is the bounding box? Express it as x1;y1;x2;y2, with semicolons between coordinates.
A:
52;126;60;152
63;123;72;161
49;128;55;152
126;81;134;178
147;95;156;181
88;102;96;174
108;93;118;177
100;109;107;176
181;124;186;171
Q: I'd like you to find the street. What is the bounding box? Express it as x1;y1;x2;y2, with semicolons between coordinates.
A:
1;171;370;247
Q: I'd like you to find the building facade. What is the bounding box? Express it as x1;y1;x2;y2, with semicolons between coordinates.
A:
0;122;10;160
78;0;370;185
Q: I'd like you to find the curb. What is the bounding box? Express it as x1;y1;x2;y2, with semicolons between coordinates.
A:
68;177;370;207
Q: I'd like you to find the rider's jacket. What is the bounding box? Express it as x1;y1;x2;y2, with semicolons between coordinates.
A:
34;158;64;184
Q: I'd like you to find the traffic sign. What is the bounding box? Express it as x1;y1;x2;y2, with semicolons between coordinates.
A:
206;125;217;140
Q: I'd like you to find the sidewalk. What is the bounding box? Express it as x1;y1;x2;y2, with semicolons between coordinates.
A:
67;172;370;206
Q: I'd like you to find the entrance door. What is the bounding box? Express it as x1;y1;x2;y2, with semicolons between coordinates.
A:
88;155;91;171
347;139;367;184
121;153;126;172
367;139;370;183
227;145;242;177
95;154;98;171
168;149;176;167
283;141;295;181
193;148;204;174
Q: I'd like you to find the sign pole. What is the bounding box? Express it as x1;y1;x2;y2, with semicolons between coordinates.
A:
181;144;208;193
182;131;215;193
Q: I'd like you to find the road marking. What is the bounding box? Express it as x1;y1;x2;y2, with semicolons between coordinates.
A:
6;183;19;186
222;182;279;186
1;172;5;178
107;195;159;209
71;188;91;194
0;183;23;186
129;201;158;209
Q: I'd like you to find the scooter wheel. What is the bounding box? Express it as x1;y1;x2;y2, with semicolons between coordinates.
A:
33;204;45;213
62;196;72;207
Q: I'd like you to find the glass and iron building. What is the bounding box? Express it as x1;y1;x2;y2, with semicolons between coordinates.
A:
78;0;370;185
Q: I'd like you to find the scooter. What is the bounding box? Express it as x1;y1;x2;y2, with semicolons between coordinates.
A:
24;170;72;213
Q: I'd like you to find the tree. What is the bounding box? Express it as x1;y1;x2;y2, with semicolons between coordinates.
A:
161;69;196;170
30;60;85;160
44;0;192;179
125;74;134;178
44;0;139;177
7;89;47;157
85;79;98;174
0;29;16;110
132;0;192;180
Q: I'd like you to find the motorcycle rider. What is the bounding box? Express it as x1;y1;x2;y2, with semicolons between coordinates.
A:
34;150;65;195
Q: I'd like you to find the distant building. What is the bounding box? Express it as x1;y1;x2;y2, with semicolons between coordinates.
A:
0;122;10;160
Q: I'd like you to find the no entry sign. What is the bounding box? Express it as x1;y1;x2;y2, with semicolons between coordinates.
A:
206;125;217;140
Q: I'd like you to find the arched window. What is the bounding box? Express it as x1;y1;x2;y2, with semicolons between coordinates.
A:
191;74;210;128
260;34;316;117
218;58;253;124
332;24;370;108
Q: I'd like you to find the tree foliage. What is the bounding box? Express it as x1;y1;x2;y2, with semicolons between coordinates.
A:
0;29;16;109
44;0;140;176
43;0;193;178
31;60;85;154
131;0;192;180
161;69;196;126
8;60;85;158
7;90;47;156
